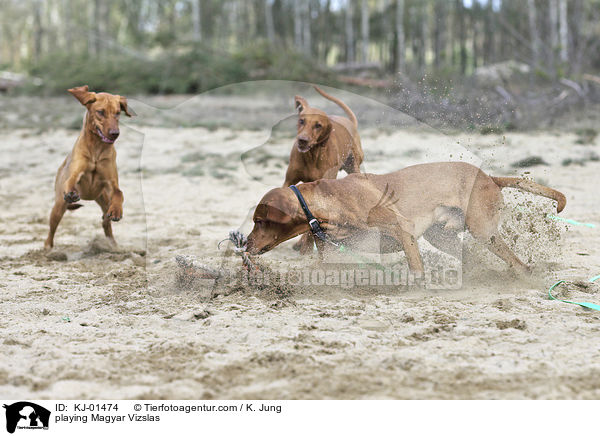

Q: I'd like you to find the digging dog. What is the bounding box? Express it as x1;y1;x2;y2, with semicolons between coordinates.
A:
45;85;134;249
283;85;364;254
246;162;566;276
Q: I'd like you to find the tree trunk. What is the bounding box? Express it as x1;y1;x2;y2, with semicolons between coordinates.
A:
420;1;427;73
92;0;102;55
410;3;425;74
526;0;539;69
456;0;466;74
264;0;275;44
32;0;43;63
345;0;355;63
321;0;332;62
303;0;311;55
380;0;390;68
549;0;558;74
433;0;445;69
192;0;201;42
88;1;95;55
395;0;404;72
294;0;302;50
558;0;568;63
472;6;478;70
98;0;110;54
61;0;71;49
570;0;583;75
483;0;495;64
361;0;369;63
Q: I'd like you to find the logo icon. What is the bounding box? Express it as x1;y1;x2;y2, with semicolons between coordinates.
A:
3;402;50;434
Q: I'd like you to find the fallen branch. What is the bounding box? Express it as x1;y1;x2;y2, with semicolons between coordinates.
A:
552;90;569;105
559;78;585;98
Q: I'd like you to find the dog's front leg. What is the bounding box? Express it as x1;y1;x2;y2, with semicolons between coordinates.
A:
398;230;424;276
63;160;88;203
106;184;124;222
368;201;424;281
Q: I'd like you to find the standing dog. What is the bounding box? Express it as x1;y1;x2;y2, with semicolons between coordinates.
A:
44;85;133;250
283;86;364;253
247;162;566;276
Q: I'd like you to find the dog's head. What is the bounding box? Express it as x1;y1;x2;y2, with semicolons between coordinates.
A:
68;85;134;144
246;187;307;255
294;95;332;153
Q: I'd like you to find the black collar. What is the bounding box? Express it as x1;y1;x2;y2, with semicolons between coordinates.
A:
289;185;332;244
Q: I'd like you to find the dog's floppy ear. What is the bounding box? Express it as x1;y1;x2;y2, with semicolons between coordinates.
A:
318;119;332;140
68;85;96;106
119;96;135;117
255;203;292;224
267;204;292;224
294;95;308;113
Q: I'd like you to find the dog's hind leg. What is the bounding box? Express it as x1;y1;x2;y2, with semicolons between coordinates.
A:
484;233;530;274
96;192;116;245
465;181;529;274
398;229;424;274
45;200;67;249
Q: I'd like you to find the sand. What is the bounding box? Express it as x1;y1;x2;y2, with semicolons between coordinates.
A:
1;87;599;399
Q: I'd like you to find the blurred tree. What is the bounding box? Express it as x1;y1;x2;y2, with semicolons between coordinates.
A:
346;0;355;63
2;0;600;93
433;0;446;70
294;0;302;49
360;0;369;63
303;0;311;54
456;0;466;74
265;0;275;43
548;0;558;74
527;0;540;69
559;0;568;64
395;0;404;72
32;0;43;63
192;0;202;41
483;0;496;65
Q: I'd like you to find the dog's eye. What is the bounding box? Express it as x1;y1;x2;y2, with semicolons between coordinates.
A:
96;110;105;117
315;122;322;129
115;111;121;117
298;119;305;126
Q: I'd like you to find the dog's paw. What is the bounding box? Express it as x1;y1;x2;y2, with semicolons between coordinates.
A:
63;190;80;203
106;205;123;222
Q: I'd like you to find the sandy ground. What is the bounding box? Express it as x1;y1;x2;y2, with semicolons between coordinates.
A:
1;88;600;399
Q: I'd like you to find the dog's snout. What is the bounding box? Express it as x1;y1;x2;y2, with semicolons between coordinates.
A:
245;239;257;254
297;136;310;151
108;129;120;140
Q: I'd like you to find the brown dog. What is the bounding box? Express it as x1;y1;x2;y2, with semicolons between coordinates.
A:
284;85;363;185
247;162;566;275
284;86;364;254
44;85;133;250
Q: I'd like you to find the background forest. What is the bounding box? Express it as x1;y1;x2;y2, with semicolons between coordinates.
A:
2;0;600;129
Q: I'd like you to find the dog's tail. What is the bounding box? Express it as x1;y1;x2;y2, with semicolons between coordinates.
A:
66;204;84;211
313;85;358;128
492;177;566;213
